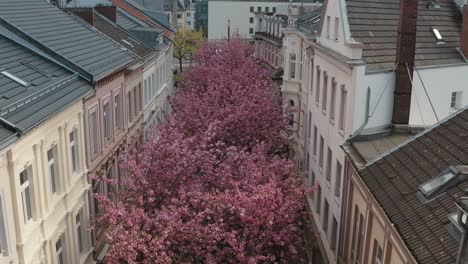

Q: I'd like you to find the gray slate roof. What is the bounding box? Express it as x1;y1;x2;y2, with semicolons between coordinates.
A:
117;8;144;29
0;0;135;81
0;34;92;143
94;12;155;58
356;109;468;263
346;0;466;71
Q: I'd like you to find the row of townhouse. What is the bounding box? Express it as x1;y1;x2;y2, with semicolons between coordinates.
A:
164;0;196;30
0;0;174;263
255;0;468;263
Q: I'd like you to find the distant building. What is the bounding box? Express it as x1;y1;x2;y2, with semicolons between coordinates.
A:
208;0;320;39
164;0;196;30
195;0;208;36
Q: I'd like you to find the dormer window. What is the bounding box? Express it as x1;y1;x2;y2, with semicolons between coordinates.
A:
432;28;445;44
1;71;29;87
417;166;468;202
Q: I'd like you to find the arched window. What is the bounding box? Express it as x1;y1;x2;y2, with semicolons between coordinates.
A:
289;100;295;107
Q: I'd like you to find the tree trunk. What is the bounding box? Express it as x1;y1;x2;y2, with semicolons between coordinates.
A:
179;57;183;73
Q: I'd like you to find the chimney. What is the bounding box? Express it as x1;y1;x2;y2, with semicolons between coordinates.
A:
67;8;95;26
460;5;468;57
392;0;419;125
95;5;117;23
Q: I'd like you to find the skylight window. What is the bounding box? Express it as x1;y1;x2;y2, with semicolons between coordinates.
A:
432;28;445;44
1;71;29;87
417;166;467;202
420;170;457;196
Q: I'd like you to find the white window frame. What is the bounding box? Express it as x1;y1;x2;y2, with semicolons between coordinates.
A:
89;107;100;155
69;129;78;174
0;192;9;256
20;168;33;224
56;235;65;264
75;210;84;256
47;146;58;194
103;99;112;142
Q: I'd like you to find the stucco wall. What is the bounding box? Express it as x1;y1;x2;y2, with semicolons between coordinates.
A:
2;101;92;264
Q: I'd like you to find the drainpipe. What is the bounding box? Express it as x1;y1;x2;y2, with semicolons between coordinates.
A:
348;86;371;142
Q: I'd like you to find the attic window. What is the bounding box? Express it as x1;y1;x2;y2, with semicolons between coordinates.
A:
417;166;467;202
1;71;29;87
432;28;445;44
426;0;440;8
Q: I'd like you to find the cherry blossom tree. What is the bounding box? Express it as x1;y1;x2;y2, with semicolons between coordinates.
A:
97;39;310;264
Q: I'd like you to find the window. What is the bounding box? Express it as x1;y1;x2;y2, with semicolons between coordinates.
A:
249;17;254;23
56;236;65;264
265;6;269;12
48;147;58;193
257;6;261;12
339;86;347;131
144;79;148;105
351;206;364;264
70;129;78;174
330;78;337;121
334;17;339;40
187;12;191;17
187;21;191;26
326;16;331;39
307;111;312;139
316;185;321;215
451;91;462;110
106;165;114;200
335;161;342;197
20;168;33;223
0;194;9;256
313;126;318;156
273;7;276;13
177;14;182;19
290;53;296;79
326;147;332;182
323;199;329;232
372;239;383;264
432;27;444;42
331;217;338;251
322;72;328;113
128;91;133;123
103;101;112;141
250;6;254;12
76;211;84;255
249;28;254;34
306;152;310;172
94;181;104;216
315;67;321;104
133;88;138;118
319;136;324;171
115;94;121;129
89;109;99;155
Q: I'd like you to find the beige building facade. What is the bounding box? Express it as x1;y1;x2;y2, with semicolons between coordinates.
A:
342;159;417;264
0;102;93;264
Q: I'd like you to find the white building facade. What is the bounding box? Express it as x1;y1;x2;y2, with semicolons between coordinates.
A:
255;0;468;263
208;0;319;39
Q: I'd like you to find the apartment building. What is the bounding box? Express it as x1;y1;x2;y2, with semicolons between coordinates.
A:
164;0;196;29
0;21;93;264
341;107;468;264
208;0;318;39
253;0;468;262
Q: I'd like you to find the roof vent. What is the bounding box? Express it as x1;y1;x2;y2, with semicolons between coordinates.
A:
1;71;29;87
417;166;468;202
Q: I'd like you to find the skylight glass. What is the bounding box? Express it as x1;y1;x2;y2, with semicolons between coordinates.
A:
420;170;456;196
432;28;443;41
1;71;29;86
